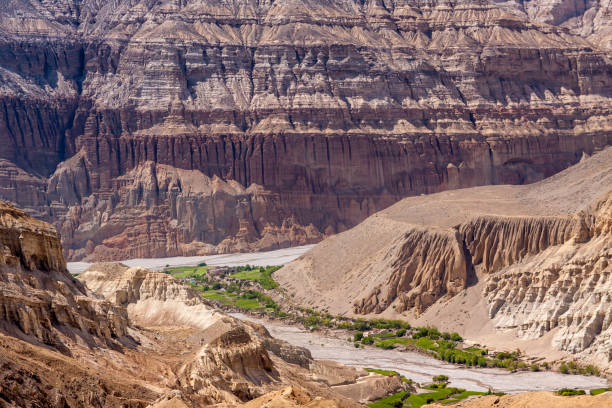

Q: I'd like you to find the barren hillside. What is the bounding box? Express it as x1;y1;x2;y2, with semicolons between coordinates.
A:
0;201;404;407
276;146;612;371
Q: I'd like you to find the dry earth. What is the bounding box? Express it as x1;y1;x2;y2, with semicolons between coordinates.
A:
276;146;612;372
0;202;406;407
428;391;612;408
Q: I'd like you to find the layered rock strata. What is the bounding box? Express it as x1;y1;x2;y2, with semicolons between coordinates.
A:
277;148;612;370
0;202;129;350
484;193;612;366
0;202;401;406
1;0;612;260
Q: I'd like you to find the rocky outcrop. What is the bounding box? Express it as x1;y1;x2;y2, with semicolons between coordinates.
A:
1;0;611;260
484;193;612;368
354;213;581;314
80;261;399;406
0;202;397;406
239;386;341;408
0;202;129;350
0;201;66;272
500;0;612;50
276;147;612;318
354;227;468;314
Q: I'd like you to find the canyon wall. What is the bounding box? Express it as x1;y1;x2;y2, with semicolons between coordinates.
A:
484;192;612;367
0;201;399;406
1;0;612;260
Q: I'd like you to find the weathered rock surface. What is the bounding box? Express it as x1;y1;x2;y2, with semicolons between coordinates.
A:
0;202;129;350
1;0;611;260
0;203;401;407
277;147;612;370
499;0;612;50
484;192;612;367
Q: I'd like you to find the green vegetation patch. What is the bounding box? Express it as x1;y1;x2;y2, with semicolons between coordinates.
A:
230;265;281;289
556;388;586;396
365;368;412;384
368;386;489;408
164;265;208;279
590;387;612;396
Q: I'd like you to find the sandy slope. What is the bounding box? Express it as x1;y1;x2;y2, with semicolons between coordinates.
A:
428;391;612;408
275;147;612;371
276;147;612;315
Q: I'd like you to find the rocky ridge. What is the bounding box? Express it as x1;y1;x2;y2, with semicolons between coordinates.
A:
0;202;130;352
484;192;612;366
1;0;611;260
0;201;404;406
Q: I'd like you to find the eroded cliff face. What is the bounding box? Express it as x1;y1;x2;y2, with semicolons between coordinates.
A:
354;213;582;314
0;202;399;406
484;193;612;368
1;0;611;260
500;0;612;50
0;202;129;350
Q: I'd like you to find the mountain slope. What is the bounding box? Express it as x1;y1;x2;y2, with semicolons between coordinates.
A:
0;202;403;406
276;147;612;371
0;0;611;260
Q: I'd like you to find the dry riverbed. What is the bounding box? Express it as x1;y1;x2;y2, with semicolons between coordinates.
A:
232;313;610;394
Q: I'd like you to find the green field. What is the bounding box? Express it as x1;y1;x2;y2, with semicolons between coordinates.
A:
165;265;208;279
230;265;281;289
368;386;489;408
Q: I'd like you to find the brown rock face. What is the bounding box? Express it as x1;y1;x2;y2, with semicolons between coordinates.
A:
277;147;612;316
1;0;612;260
0;202;129;349
0;202;397;406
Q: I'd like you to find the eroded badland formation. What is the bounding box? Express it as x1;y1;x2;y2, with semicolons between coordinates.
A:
1;0;612;261
277;146;612;374
2;0;612;406
0;201;413;406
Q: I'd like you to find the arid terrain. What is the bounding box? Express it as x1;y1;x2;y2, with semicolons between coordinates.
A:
1;0;611;261
276;147;612;374
1;0;612;406
0;201;408;407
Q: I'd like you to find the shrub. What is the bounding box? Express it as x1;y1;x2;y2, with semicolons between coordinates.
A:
376;342;396;350
450;332;462;341
391;400;403;408
354;342;360;348
413;328;429;339
441;332;451;340
427;328;441;339
530;364;540;372
354;332;364;342
556;388;585;396
559;363;569;374
433;374;449;383
584;365;599;376
396;328;406;337
361;337;375;345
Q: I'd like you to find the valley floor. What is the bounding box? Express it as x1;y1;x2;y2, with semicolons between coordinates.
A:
231;313;610;394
